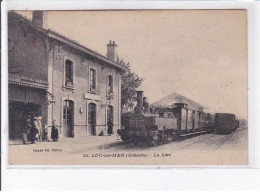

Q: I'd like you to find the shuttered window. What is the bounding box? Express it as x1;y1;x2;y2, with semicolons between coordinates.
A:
90;68;96;90
108;75;113;94
65;60;73;86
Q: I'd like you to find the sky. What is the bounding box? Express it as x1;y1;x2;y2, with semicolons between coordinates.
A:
18;10;248;119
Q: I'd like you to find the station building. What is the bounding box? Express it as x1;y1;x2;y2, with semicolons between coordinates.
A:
8;11;129;139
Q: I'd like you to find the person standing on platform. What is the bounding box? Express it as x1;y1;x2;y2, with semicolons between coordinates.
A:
22;118;31;144
51;119;59;142
30;117;38;144
107;120;114;136
37;116;43;141
43;124;49;141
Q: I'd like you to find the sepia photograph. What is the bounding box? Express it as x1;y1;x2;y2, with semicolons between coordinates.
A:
7;9;248;166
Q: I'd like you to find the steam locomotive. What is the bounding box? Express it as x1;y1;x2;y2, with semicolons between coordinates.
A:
118;91;239;145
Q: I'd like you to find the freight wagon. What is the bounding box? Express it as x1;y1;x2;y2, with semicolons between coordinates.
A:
214;113;239;134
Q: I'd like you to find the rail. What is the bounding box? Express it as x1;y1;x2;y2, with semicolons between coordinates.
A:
179;129;216;137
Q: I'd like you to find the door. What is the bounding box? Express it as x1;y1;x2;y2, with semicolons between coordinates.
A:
9;107;26;139
181;109;187;131
63;100;74;137
88;103;96;135
192;111;195;130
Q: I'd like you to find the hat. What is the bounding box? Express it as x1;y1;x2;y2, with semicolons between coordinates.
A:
38;116;42;120
33;117;37;120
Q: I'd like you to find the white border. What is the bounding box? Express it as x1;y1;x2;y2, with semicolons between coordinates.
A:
1;0;259;190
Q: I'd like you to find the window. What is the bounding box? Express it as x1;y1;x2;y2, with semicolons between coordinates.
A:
168;112;174;118
65;60;73;87
192;111;195;120
108;75;113;94
90;68;96;91
159;110;164;117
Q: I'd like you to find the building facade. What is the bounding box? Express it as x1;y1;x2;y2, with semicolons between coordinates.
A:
8;11;128;139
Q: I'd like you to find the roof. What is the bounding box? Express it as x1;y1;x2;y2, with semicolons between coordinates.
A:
9;11;129;72
151;92;204;111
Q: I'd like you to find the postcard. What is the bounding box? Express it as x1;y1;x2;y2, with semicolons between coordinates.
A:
7;10;248;165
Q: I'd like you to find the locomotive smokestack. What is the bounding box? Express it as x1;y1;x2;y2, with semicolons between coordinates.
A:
143;97;150;114
136;91;144;108
144;102;150;114
143;97;147;106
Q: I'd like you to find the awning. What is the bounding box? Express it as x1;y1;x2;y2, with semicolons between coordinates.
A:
9;74;49;90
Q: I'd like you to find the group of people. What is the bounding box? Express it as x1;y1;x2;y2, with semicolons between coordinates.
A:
22;116;59;144
23;117;114;143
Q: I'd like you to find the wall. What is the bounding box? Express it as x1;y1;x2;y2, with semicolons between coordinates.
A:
50;44;121;138
8;13;48;82
8;13;49;135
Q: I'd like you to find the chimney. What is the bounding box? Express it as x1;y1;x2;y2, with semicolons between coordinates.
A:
136;91;144;109
107;40;117;61
32;11;48;28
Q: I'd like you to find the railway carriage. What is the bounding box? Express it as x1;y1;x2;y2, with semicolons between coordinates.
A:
170;103;199;133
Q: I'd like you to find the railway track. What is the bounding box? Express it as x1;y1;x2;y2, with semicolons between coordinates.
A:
179;129;216;138
201;131;237;151
95;130;218;151
178;134;217;150
71;128;245;154
178;128;243;151
201;127;247;151
93;130;218;152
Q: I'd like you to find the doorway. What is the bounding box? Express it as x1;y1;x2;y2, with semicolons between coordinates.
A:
107;105;113;123
63;100;74;137
88;103;96;135
9;101;41;139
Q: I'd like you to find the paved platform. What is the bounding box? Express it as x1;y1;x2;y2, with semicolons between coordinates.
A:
9;134;121;152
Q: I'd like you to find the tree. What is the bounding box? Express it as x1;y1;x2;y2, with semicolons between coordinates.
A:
119;59;143;111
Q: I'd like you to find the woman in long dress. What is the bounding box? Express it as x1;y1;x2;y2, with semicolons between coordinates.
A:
37;116;43;141
22;118;31;144
51;120;59;141
107;120;113;136
30;117;38;144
